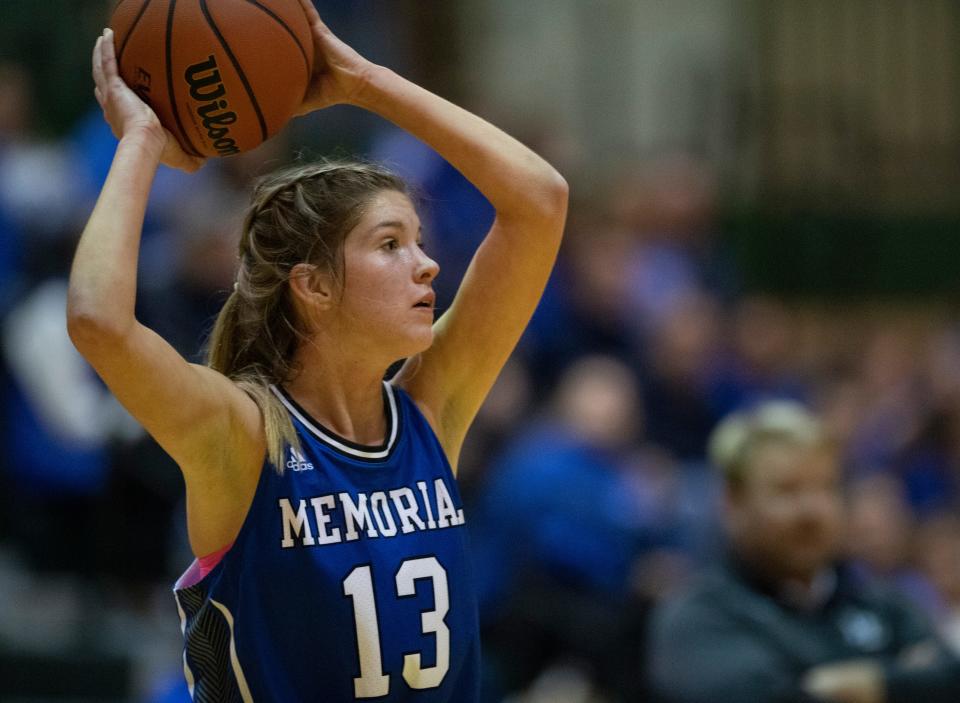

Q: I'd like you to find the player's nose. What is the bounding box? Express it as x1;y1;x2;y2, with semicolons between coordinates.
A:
415;249;439;283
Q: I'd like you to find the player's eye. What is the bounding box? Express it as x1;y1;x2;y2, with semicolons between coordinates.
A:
382;238;399;251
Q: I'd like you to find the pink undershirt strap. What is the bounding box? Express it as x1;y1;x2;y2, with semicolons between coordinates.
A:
174;542;234;591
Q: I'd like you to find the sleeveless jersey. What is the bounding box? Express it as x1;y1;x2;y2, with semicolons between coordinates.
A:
173;382;480;702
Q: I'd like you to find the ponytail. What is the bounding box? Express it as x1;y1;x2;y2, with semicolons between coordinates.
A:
207;288;302;474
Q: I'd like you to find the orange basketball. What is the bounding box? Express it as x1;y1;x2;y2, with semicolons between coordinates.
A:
110;0;314;157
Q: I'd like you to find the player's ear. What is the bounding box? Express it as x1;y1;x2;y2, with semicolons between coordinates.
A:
289;263;335;311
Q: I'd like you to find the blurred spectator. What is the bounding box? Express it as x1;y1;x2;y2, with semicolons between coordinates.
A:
522;220;641;392
844;327;926;477
638;290;725;460
472;355;662;702
894;401;960;518
456;355;534;488
137;178;246;360
648;401;960;703
846;473;941;614
2;279;122;573
612;152;733;332
0;58;144;570
0;63;87;249
710;295;809;414
915;514;960;655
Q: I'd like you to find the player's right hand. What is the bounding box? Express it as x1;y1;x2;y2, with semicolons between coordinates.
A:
293;0;377;115
92;28;205;173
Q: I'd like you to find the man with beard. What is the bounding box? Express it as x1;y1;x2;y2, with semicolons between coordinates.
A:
648;401;960;703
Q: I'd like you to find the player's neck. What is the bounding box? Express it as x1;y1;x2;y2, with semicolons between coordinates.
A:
286;341;390;447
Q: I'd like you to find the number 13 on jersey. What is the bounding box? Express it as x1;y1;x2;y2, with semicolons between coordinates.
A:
343;556;450;698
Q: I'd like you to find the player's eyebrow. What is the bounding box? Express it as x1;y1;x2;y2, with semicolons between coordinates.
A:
372;220;405;231
370;221;423;237
372;220;422;231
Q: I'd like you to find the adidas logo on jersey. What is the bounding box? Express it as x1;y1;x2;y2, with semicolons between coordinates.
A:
287;449;314;472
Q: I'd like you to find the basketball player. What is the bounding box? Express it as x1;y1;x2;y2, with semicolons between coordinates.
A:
69;2;567;700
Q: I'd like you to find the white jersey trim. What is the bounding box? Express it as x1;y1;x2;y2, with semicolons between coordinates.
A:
210;598;255;703
270;382;399;460
174;594;197;700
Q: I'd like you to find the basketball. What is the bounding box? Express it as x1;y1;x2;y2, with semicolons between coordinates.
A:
109;0;314;157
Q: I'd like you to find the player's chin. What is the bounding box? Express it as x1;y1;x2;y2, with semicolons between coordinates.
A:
411;326;435;353
394;324;434;357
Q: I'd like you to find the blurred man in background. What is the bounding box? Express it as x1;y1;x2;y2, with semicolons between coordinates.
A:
473;355;672;702
648;401;960;703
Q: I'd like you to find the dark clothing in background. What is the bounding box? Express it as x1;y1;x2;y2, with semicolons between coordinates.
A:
648;559;960;703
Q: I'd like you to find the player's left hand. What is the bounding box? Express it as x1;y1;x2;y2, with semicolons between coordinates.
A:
294;0;377;115
802;659;886;703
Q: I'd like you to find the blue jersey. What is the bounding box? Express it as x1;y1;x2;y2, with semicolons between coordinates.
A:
173;382;480;702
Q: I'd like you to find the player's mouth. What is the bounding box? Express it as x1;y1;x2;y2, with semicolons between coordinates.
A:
413;292;435;310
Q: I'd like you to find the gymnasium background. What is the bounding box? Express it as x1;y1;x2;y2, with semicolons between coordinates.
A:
2;1;960;700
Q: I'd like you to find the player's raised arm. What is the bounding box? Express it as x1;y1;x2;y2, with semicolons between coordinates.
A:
67;30;262;555
295;1;569;468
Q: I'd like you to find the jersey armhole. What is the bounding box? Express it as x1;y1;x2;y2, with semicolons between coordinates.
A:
175;541;235;591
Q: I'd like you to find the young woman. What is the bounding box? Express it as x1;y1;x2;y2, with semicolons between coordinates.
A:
68;2;567;701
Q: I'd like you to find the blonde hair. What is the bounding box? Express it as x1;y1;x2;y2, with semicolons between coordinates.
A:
707;400;826;486
206;160;410;471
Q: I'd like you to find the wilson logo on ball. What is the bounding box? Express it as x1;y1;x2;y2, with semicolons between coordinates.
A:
112;0;313;157
184;55;240;157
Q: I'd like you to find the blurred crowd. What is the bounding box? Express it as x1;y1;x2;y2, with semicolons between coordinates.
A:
3;21;960;702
